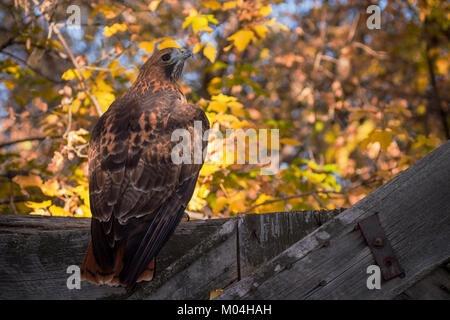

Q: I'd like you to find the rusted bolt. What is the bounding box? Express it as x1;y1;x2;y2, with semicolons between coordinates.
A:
373;237;384;248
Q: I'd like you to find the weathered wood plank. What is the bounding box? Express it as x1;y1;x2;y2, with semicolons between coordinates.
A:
395;263;450;300
0;215;230;299
238;210;343;278
217;141;450;300
0;210;337;299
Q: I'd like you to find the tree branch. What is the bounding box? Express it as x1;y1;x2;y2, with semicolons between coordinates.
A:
51;24;103;116
242;190;343;214
0;135;61;149
424;20;449;139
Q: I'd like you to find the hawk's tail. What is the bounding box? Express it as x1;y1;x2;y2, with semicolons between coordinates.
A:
80;241;155;287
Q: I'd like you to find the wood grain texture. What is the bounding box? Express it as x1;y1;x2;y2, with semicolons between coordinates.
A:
217;141;450;300
238;210;343;278
2;142;449;299
0;211;336;299
0;215;228;299
395;263;450;300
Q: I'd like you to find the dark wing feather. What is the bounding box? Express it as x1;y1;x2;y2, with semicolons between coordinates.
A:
88;93;209;281
119;173;199;286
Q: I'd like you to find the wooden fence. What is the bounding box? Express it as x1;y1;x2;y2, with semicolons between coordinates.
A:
1;141;449;299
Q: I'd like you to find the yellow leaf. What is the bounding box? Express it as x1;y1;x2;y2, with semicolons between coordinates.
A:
253;25;269;39
103;23;127;38
188;184;209;211
40;179;60;197
203;44;217;63
417;104;426;116
158;40;182;50
71;99;81;113
223;1;238;10
214;196;228;213
193;43;203;54
182;10;218;34
25;200;51;209
138;41;156;54
229;197;246;213
208;94;242;113
76;205;92;217
227;30;255;51
3;80;15;90
61;68;91;81
260;48;270;59
49;205;72;216
61;69;78;80
369;130;393;151
259;4;272;16
280;138;301;146
230;103;245;117
199;163;220;176
148;0;161;12
201;0;221;10
93;90;115;112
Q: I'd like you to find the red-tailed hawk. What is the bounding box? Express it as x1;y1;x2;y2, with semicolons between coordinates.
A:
81;47;209;288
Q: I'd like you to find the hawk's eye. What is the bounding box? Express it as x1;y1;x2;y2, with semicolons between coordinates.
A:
161;53;171;62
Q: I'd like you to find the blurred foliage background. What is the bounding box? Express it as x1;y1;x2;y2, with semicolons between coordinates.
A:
0;0;448;218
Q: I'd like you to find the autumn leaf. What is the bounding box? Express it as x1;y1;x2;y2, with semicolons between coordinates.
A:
222;1;238;10
259;4;272;16
368;130;393;151
61;68;92;81
158;39;182;50
208;94;243;114
203;44;217;63
227;30;255;51
138;41;156;54
201;0;221;10
214;196;228;214
49;205;72;216
25;200;51;209
103;23;127;37
193;43;204;54
92;89;114;112
182;9;218;34
253;25;269;39
148;0;161;12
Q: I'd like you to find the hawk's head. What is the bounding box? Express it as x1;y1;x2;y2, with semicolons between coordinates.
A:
140;47;192;82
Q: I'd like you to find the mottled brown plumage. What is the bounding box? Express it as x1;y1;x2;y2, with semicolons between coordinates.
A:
81;47;209;287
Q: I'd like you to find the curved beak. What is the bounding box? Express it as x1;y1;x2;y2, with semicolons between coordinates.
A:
180;48;193;60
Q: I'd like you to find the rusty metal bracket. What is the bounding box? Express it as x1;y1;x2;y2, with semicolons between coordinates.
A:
358;213;405;281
